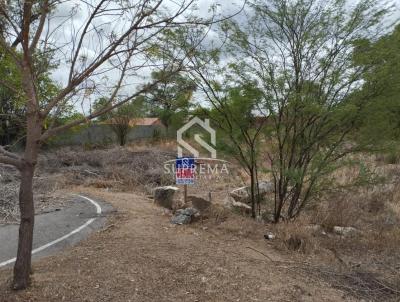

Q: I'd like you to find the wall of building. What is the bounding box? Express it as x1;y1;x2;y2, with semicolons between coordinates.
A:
50;124;166;146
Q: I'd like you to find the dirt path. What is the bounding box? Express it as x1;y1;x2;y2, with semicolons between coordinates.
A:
0;189;354;302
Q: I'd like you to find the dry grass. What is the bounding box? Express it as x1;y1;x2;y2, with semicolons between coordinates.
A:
0;164;70;224
39;144;177;194
0;188;353;302
2;142;400;301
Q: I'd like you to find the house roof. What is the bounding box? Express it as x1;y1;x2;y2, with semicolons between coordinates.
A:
129;118;162;126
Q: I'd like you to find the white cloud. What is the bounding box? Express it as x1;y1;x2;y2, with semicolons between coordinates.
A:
42;0;399;113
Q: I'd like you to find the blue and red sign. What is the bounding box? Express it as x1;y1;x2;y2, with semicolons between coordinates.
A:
176;157;195;185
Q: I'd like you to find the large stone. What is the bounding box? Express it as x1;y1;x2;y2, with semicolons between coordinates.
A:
230;181;274;204
153;186;179;209
259;181;274;194
230;186;250;203
171;213;192;225
231;200;252;214
332;226;358;236
176;207;199;216
171;207;199;225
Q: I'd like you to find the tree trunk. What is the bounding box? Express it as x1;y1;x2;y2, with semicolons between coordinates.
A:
274;184;284;223
118;132;126;146
13;60;41;289
255;166;261;216
250;169;256;218
13;162;35;290
274;200;283;223
287;185;301;219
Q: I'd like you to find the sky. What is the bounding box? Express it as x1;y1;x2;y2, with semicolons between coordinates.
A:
35;0;400;114
49;0;243;83
41;0;245;114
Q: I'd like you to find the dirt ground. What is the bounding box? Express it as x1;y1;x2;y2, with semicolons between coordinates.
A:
0;188;359;302
1;144;399;301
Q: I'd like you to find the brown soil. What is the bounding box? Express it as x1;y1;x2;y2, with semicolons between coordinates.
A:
0;188;355;302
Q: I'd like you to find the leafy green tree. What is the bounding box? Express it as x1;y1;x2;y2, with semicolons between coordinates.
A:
146;71;196;135
353;25;400;145
190;0;392;222
0;48;59;146
0;49;24;145
93;96;147;146
203;82;265;218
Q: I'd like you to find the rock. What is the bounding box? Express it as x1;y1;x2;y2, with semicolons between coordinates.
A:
171;214;192;225
230;186;250;203
332;226;358;236
171;207;199;225
223;196;252;214
305;224;329;236
153;186;179;209
230;181;274;204
264;233;276;240
176;207;199;216
231;200;252;214
258;181;274;194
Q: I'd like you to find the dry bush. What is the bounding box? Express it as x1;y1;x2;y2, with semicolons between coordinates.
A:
299;155;400;248
375;151;400;165
125;139;177;152
39;146;176;192
305;186;400;255
270;220;318;254
200;204;231;224
310;194;362;231
0;164;69;224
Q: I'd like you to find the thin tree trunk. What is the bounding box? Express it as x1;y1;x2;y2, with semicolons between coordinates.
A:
287;185;301;219
274;200;282;223
274;187;284;223
13;162;35;290
118;132;125;146
250;169;256;218
254;162;261;216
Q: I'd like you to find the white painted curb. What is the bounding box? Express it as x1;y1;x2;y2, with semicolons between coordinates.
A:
0;195;102;268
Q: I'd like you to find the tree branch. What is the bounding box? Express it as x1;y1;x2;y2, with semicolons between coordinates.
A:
29;0;49;52
0;146;20;160
40;76;167;141
0;79;19;94
0;154;22;169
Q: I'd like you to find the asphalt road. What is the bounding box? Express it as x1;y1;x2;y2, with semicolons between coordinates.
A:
0;195;112;268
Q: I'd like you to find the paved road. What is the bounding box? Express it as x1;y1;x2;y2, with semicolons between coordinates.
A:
0;195;113;268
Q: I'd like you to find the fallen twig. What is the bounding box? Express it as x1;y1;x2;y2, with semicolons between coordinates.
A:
245;246;275;262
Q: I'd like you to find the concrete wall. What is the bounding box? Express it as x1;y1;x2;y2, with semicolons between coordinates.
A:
50;124;166;146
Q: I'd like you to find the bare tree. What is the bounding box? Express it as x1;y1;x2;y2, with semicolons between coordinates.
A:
0;0;218;290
